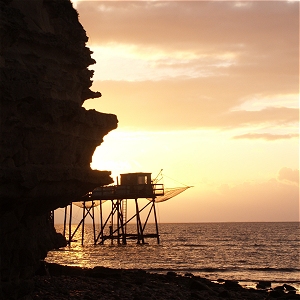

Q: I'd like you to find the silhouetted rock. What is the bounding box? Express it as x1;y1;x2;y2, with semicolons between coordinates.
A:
269;289;284;298
218;290;231;298
86;266;122;279
189;279;212;291
256;281;271;289
284;284;297;291
35;260;50;276
288;290;297;295
224;280;243;290
167;271;177;277
274;285;285;291
0;0;117;298
47;262;86;277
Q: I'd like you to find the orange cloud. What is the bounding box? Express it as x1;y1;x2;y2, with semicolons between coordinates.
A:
79;1;298;76
80;1;298;133
78;1;297;51
78;1;298;74
278;167;299;185
232;133;299;141
88;80;298;131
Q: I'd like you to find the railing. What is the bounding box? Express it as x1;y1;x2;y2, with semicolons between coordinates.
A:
152;184;164;196
92;184;164;200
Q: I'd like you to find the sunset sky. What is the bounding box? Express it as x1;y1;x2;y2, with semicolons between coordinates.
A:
65;0;299;223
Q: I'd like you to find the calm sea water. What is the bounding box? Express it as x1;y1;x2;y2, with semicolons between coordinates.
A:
46;222;300;291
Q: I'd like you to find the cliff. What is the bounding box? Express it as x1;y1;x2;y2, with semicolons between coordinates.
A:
0;0;118;298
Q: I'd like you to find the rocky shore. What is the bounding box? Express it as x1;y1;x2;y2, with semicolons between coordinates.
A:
28;263;300;300
1;0;117;297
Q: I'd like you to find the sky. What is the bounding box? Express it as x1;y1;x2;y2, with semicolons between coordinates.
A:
60;0;299;223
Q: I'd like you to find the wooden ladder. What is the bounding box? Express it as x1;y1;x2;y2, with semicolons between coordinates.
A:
121;199;127;235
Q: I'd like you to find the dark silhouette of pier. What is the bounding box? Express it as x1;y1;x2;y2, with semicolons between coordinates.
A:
61;171;191;246
63;173;164;245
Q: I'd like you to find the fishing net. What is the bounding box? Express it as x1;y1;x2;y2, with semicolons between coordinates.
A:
150;186;191;203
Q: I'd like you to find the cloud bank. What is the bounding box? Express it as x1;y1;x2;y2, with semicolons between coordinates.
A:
80;1;298;135
233;133;299;141
278;167;299;185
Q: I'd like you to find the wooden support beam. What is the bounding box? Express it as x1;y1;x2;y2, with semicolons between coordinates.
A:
64;195;161;246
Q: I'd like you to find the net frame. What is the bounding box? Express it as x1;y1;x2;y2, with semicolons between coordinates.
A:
149;186;191;203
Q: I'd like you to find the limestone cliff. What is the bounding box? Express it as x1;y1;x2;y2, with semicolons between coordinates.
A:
0;0;118;298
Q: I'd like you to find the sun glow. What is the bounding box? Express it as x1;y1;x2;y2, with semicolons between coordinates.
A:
91;128;298;186
80;0;298;222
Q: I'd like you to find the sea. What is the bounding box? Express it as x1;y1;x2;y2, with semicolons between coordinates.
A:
46;222;300;292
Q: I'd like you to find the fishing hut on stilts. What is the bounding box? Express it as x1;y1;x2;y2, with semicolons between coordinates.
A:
62;171;191;246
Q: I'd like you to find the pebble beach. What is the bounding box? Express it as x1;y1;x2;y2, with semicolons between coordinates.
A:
31;263;299;300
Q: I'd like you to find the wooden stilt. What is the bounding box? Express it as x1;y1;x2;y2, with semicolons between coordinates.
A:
152;198;160;244
92;202;96;244
81;201;85;246
99;200;104;244
135;199;145;244
63;206;67;238
69;203;72;245
121;199;127;245
117;200;120;245
110;201;113;245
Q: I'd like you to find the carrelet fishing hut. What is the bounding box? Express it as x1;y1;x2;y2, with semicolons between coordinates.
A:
62;171;191;245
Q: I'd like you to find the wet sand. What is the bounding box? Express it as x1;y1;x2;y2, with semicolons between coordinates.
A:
31;263;299;300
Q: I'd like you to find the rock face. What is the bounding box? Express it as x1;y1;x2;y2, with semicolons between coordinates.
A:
0;0;118;298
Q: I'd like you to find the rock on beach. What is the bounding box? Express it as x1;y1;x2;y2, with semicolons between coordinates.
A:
30;263;300;300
